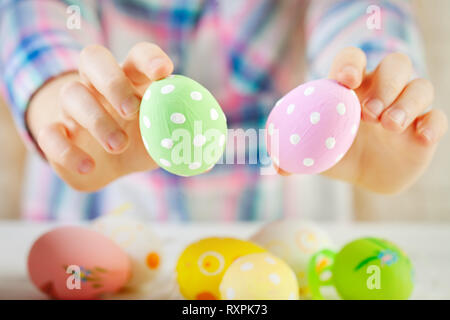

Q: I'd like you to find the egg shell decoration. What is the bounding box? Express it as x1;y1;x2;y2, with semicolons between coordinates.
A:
266;79;361;174
251;220;332;299
27;226;131;300
219;253;299;300
176;237;266;300
139;75;228;177
308;237;414;300
92;213;163;290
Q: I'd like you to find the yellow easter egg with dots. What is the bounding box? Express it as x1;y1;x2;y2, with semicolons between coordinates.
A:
251;220;332;298
176;237;266;300
219;253;299;300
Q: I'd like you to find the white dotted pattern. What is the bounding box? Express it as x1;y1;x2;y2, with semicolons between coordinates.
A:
190;91;203;101
303;158;314;167
304;86;315;96
143;89;151;101
170;113;186;124
337;102;346;115
310;112;320;124
161;84;175;94
159;159;171;167
226;288;235;300
269;273;281;285
189;162;201;170
325;137;336;150
240;262;254;271
161;138;173;149
143;116;151;128
210;109;219;120
268;123;274;136
290;134;300;145
286;104;295;115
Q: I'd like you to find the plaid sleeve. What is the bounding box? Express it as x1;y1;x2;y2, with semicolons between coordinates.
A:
305;0;427;80
0;0;103;150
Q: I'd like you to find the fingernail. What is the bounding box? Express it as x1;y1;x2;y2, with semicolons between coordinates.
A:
107;130;127;151
149;58;167;77
420;128;434;142
120;95;140;117
78;159;94;174
338;65;359;86
364;99;384;119
388;108;406;126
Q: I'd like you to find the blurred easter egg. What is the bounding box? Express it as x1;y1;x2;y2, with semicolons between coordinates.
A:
176;237;266;300
139;75;228;176
219;253;299;300
332;237;414;300
266;79;361;174
28;226;131;300
92;214;163;290
251;220;332;298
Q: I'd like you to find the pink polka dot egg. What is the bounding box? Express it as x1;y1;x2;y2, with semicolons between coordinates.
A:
266;79;361;174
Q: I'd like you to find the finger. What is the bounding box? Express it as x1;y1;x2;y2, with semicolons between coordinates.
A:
60;81;129;153
123;42;174;86
362;53;413;122
328;47;367;89
380;78;434;132
415;109;448;146
37;123;95;174
79;44;140;119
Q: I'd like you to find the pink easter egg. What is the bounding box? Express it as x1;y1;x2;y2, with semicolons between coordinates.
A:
266;79;361;174
28;226;131;300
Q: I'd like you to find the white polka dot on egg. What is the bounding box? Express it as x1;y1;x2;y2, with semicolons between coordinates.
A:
289;292;297;300
170;113;186;124
290;134;300;145
210;108;219;120
265;256;276;265
190;91;203;101
336;153;344;163
240;262;254;271
269;273;281;285
337;102;346;115
286;104;296;115
143;89;151;101
275;98;284;107
143;116;151;128
310;112;320;124
188;162;201;170
325;137;336;150
161;138;174;149
160;158;171;167
303;158;314;167
304;86;315;96
161;84;175;94
351;124;358;135
193;134;206;147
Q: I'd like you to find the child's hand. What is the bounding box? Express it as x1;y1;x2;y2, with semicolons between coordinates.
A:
324;47;448;193
27;43;173;191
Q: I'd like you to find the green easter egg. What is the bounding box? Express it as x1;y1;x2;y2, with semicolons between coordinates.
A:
139;75;227;177
333;237;414;300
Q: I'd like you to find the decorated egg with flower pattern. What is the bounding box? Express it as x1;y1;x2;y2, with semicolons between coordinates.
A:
266;79;361;174
139;75;228;176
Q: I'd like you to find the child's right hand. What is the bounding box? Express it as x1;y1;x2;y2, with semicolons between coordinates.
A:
27;43;174;191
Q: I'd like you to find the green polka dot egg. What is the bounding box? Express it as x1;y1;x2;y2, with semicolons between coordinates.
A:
139;75;227;176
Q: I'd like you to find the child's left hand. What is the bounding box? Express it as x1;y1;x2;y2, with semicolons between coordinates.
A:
323;47;448;194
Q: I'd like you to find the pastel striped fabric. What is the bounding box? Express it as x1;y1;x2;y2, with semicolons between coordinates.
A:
0;0;426;221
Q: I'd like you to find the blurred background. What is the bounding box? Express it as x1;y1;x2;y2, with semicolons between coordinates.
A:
0;0;449;221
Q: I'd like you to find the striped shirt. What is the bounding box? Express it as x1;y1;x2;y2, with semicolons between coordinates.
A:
0;0;426;221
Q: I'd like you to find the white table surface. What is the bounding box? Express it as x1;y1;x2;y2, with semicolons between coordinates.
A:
0;221;449;300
